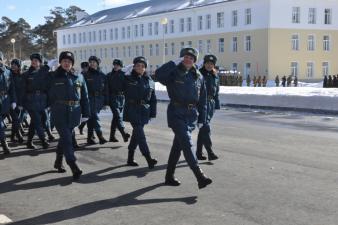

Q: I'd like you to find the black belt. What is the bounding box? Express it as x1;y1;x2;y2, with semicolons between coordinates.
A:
128;99;147;105
56;100;80;106
172;101;197;110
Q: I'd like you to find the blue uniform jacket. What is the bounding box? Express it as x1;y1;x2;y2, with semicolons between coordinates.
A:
10;71;25;107
0;66;16;115
84;68;107;114
123;70;157;125
105;69;125;108
199;67;220;123
155;61;207;129
22;67;49;111
47;67;90;128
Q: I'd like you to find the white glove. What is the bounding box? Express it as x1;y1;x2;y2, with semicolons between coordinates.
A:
11;102;17;110
81;117;89;123
122;64;134;75
172;57;183;66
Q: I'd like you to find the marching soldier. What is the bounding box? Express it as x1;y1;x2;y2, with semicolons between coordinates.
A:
78;62;90;135
238;75;243;87
282;76;286;87
124;56;157;168
106;59;130;142
257;76;262;87
253;76;257;87
48;51;90;179
246;74;251;87
0;52;17;154
196;55;220;161
262;76;267;87
155;47;212;189
323;75;328;88
287;75;292;87
22;53;50;149
85;56;108;145
275;75;280;87
10;59;24;143
294;76;298;87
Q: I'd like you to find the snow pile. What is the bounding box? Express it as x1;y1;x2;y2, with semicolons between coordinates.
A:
155;82;338;112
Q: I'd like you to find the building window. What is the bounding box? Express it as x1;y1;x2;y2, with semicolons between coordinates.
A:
154;22;159;35
79;33;82;43
164;24;168;34
187;17;192;32
68;34;71;44
93;49;97;56
84;50;87;59
232;10;238;26
323;35;330;51
324;8;332;24
128;46;132;57
111;48;114;58
89;49;92;57
155;44;159;56
148;23;153;35
123;46;126;58
245;36;251;51
140;24;144;37
104;48;107;58
114;28;118;40
291;34;299;50
103;30;107;41
93;31;96;42
206;14;211;29
171;43;175;55
170;20;174;33
73;34;76;44
245;8;251;25
98;30;102;42
127;26;131;39
149;44;153;56
180;18;185;32
188;41;192;47
63;35;66;45
322;62;329;76
88;32;92;43
83;32;86;43
110;29;113;40
100;48;103;58
232;63;238;71
79;50;82;60
307;35;315;51
306;62;314;78
198;40;204;54
308;8;316;24
122;27;126;39
165;43;168;56
232;37;238;52
141;45;145;56
218;38;224;53
180;42;185;50
198;16;203;30
136;45;139;56
115;47;119;58
217;12;224;28
245;63;251;76
134;25;138;38
207;40;211;53
292;7;300;23
291;62;299;76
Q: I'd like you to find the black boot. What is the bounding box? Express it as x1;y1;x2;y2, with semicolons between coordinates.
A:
67;161;82;180
127;150;139;166
10;132;16;143
144;154;158;169
27;139;36;149
208;151;219;161
122;132;130;143
41;138;50;149
165;164;181;186
97;132;107;145
1;140;10;155
16;131;24;144
196;138;207;160
192;166;212;189
54;154;66;173
72;135;80;149
47;129;56;142
87;130;96;145
109;130;119;142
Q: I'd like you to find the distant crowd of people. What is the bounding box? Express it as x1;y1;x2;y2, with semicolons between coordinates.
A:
323;75;338;88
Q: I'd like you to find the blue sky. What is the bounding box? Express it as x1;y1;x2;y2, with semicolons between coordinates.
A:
0;0;145;28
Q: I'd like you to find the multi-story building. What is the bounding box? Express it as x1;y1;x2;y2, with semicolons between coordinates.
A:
56;0;338;81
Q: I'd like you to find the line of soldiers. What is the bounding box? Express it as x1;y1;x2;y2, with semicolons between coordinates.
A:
275;75;298;87
323;75;338;88
246;75;268;87
219;74;243;86
0;47;220;189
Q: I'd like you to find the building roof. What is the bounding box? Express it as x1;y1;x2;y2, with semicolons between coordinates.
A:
60;0;235;30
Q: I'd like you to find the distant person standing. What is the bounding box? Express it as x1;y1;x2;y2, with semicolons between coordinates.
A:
323;75;328;88
275;75;280;87
282;76;286;87
246;75;251;87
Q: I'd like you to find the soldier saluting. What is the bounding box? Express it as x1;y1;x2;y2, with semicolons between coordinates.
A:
196;54;220;161
47;51;90;179
155;47;212;189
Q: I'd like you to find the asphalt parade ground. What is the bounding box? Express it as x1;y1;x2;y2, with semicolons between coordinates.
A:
1;102;338;225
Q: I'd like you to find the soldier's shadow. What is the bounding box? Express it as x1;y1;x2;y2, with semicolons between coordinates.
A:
10;182;198;225
0;161;193;195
